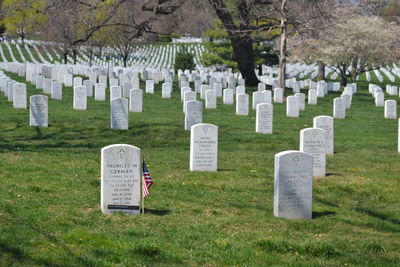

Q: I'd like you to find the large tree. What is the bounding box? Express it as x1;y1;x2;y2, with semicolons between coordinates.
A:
315;16;399;85
207;0;274;86
1;0;46;45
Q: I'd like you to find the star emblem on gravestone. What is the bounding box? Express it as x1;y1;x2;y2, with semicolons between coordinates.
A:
118;149;126;159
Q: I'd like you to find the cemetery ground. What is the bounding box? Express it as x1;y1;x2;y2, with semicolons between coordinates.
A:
0;72;399;266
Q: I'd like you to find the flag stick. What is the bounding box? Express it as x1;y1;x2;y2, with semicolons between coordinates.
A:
141;186;145;215
141;157;144;215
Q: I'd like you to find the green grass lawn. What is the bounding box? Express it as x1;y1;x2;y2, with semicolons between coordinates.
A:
0;71;399;266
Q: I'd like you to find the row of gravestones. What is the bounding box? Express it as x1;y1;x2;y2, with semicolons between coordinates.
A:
370;84;398;119
100;114;334;218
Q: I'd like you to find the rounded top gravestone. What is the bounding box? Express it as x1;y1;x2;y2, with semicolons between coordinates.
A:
101;144;141;215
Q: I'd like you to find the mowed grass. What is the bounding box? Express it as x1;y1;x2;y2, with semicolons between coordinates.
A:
0;70;399;266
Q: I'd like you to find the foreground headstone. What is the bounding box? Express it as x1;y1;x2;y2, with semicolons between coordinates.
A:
111;98;129;130
190;123;218;172
13;83;27;109
73;86;87;110
256;103;273;134
274;150;313;220
313;116;334;155
300;128;326;177
185;100;203;131
101;144;141;214
30;95;48;127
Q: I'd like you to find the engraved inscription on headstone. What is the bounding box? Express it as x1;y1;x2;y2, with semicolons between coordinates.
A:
274;150;313;220
101;144;141;214
190;123;218;172
30;95;48;127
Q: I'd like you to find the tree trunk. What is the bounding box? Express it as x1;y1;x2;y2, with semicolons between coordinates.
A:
89;43;93;67
63;53;68;64
20;35;25;46
279;25;287;94
73;50;77;64
318;61;325;81
123;55;128;68
231;37;259;86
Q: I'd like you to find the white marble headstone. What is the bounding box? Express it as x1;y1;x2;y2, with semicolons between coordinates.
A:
101;144;141;214
111;98;129;130
95;83;106;101
313;116;334;155
384;100;397;119
300;128;326;177
274;150;313;220
51;81;62;100
73;86;87;110
190;123;218;172
30;95;48;127
185;100;203;131
129;89;143;113
13;83;27;109
256;103;273;134
223;89;234;105
236;93;249;115
286;96;299;118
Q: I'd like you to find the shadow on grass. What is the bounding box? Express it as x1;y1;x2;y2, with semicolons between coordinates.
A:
142;208;170;216
218;168;236;171
312;211;336;219
326;173;341;177
314;196;339;208
0;241;63;267
355;207;400;225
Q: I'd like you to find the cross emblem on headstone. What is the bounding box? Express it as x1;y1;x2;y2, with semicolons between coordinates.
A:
118;149;126;159
293;156;300;166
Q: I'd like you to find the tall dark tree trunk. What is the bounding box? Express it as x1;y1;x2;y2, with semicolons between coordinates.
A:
278;0;288;96
72;49;77;64
123;55;128;68
231;37;259;86
318;61;325;81
279;26;287;95
89;39;93;67
63;53;68;64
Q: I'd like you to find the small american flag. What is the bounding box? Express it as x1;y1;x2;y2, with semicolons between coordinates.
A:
142;160;153;197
